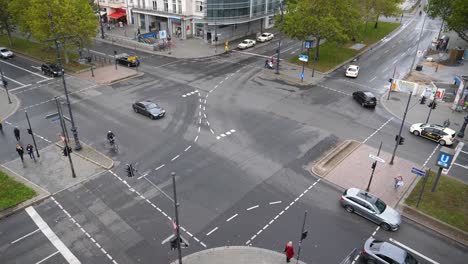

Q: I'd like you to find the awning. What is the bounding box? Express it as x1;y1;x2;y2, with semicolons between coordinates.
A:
108;13;126;19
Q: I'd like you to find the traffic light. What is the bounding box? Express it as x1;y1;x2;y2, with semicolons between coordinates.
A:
388;78;393;83
27;128;32;135
126;164;135;177
2;79;7;86
432;102;437;109
169;236;188;250
371;161;377;169
62;146;72;156
398;136;405;145
420;96;426;104
170;237;179;250
301;230;308;240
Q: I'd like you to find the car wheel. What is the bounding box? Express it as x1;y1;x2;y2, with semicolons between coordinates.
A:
344;205;354;213
133;107;138;113
439;140;446;146
381;223;391;231
413;130;420;136
361;102;365;107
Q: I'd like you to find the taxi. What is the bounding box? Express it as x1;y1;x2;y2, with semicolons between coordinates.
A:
409;123;456;146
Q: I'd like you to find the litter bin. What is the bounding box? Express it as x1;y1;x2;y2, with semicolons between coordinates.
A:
415;64;423;71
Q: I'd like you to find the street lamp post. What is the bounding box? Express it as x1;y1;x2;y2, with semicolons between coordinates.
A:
97;1;105;39
275;0;284;75
172;172;183;264
48;11;82;150
409;13;427;71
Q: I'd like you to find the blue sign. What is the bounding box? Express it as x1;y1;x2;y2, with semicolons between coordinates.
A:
300;72;304;78
159;30;167;39
436;152;453;169
140;32;157;39
299;54;309;62
411;167;426;176
305;40;313;49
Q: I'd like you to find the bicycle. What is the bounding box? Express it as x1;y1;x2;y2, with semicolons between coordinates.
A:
109;138;119;153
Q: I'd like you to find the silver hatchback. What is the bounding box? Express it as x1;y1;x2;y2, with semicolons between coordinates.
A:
340;188;401;231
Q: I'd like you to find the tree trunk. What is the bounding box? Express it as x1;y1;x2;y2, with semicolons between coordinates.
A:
63;42;70;64
7;29;12;47
315;37;320;61
374;14;380;29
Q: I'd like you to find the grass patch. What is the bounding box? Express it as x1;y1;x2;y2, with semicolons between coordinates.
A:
289;22;400;72
405;170;468;232
0;35;89;72
0;170;36;211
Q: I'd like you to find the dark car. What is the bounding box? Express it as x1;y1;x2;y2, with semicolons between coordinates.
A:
115;53;140;67
362;237;419;264
41;63;63;77
353;91;377;108
132;100;165;119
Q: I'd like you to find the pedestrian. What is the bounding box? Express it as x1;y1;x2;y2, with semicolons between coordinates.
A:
26;144;35;161
137;28;141;35
14;126;20;141
0;119;3;134
284;241;294;263
271;56;275;65
16;143;24;162
265;59;269;68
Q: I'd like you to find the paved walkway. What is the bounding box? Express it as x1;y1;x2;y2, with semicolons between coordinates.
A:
170;246;308;264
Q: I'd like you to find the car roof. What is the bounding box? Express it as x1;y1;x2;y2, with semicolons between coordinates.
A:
420;123;456;133
373;241;407;263
244;39;254;41
364;92;375;97
346;188;377;202
348;65;359;69
0;47;9;51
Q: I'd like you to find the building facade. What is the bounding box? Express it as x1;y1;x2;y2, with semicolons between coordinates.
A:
124;0;279;43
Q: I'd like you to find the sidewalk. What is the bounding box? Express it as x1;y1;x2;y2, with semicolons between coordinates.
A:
170;246;308;264
0;89;19;121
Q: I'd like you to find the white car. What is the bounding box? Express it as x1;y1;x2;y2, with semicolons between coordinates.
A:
409;123;456;146
345;65;359;78
257;33;274;42
238;39;256;49
0;47;14;59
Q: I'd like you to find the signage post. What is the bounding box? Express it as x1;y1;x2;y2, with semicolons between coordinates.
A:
432;147;454;192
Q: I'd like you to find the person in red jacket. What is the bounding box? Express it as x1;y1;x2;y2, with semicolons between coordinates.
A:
284;241;294;263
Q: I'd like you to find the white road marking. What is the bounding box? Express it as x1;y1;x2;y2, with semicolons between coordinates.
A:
4;78;27;88
198;126;201;132
389;238;441;264
392;59;398;64
35;251;60;264
384;50;389;53
25;206;81;264
161;234;175;244
185;145;191;151
10;229;40;244
369;76;376;82
1;60;48;78
382;67;389;73
247;205;259;211
226;214;238;222
210;129;215;134
155;164;165;171
171;155;180;161
422;145;439;167
233;50;283;60
362;117;394;143
194;135;198;142
269;201;282;205
206;227;218;236
453;162;468;169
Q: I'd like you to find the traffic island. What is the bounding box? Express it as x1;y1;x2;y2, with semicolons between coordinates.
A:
74;65;144;85
170;246;308;264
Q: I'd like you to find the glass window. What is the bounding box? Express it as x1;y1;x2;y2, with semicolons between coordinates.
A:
178;0;182;14
374;198;387;213
152;0;157;9
173;0;176;12
164;0;169;12
196;1;203;12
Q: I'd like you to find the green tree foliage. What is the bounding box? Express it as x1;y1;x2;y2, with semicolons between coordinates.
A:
9;0;97;63
426;0;468;42
0;0;15;46
371;0;402;29
281;0;361;60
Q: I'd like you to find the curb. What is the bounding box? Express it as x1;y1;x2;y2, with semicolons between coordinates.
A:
311;140;361;178
0;165;50;220
107;71;144;85
401;204;468;247
0;90;21;121
55;141;114;170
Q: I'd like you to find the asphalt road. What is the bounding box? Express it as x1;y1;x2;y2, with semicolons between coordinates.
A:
1;9;467;264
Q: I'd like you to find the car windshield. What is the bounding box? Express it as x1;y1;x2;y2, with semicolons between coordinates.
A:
49;64;60;71
348;68;357;72
262;34;269;37
374;198;386;213
404;252;419;264
1;49;8;52
146;103;159;109
242;40;249;44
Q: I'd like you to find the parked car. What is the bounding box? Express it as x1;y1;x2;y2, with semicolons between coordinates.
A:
238;39;256;49
362;237;419;264
345;65;359;78
340;188;401;231
409;123;456;146
41;63;63;77
115;53;140;67
352;91;377;108
0;47;14;59
132;100;166;119
257;33;274;42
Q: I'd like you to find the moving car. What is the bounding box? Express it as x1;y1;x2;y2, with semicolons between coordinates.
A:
238;39;256;50
115;53;140;67
345;65;359;78
132;100;166;119
409;123;456;146
340;188;401;231
257;33;274;42
362;237;419;264
41;63;63;77
353;91;377;108
0;47;14;59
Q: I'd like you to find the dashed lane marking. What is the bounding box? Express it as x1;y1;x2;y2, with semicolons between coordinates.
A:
182;90;199;97
184;145;191;152
216;129;236;140
171;155;180;161
269;201;282;205
316;84;351;96
206;227;218;236
422;145;439;167
226;214;238;222
246;205;259;211
155;164;165;171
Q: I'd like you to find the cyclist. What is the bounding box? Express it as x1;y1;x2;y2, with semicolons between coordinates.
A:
107;130;115;145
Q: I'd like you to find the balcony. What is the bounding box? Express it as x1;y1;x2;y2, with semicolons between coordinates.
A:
131;6;190;17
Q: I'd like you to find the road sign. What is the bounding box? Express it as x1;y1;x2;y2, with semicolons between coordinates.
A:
305;40;314;49
411;167;426;176
299;54;309;62
300;72;304;78
368;153;385;163
159;30;167;39
436;151;454;169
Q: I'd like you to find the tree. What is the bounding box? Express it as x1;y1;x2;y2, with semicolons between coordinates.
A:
281;0;362;60
372;0;403;29
0;0;15;47
9;0;97;63
426;0;468;42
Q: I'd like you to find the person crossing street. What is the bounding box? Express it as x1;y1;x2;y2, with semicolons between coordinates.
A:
14;126;20;141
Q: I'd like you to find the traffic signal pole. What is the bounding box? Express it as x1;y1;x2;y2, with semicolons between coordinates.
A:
296;211;308;264
172;172;182;264
390;91;413;165
25;110;40;158
56;97;76;178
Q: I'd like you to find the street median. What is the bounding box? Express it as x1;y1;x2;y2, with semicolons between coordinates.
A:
311;140;361;177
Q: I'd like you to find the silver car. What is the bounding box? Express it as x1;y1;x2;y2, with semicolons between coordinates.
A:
362;237;419;264
340;188;401;231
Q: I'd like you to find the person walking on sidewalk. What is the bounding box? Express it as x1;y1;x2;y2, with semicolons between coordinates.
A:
26;144;36;161
14;127;20;141
284;241;294;263
16;143;24;162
